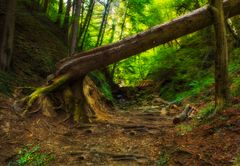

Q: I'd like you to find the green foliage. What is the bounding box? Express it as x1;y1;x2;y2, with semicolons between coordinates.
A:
170;0;207;15
89;71;114;102
176;123;193;135
231;78;240;97
8;145;54;166
26;0;240;105
175;75;214;102
156;151;170;166
196;103;215;120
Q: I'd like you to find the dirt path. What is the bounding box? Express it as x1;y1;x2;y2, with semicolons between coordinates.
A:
1;94;240;166
0;94;179;165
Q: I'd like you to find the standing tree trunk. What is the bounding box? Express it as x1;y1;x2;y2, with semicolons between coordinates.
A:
78;0;95;50
69;0;82;56
95;0;114;88
43;0;50;13
63;0;72;34
0;0;17;71
110;2;128;79
209;0;229;110
30;0;40;12
56;0;63;26
95;0;112;47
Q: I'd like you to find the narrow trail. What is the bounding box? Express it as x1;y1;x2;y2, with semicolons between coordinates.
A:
0;94;179;165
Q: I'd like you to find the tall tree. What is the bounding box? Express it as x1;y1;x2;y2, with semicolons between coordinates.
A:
0;0;17;71
78;0;96;50
209;0;229;109
56;0;64;26
30;0;40;11
43;0;50;13
95;0;112;47
69;0;82;56
111;0;129;78
63;0;72;34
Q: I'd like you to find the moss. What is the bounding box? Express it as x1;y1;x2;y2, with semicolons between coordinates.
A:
27;74;70;106
73;102;81;122
176;123;193;135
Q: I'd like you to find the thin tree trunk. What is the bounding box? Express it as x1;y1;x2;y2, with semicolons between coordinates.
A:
111;2;128;78
43;0;50;13
95;0;112;47
56;0;64;26
95;0;112;88
69;0;82;56
103;18;116;85
119;1;128;40
108;19;116;43
98;1;111;46
79;0;95;50
63;0;72;34
0;0;17;71
209;0;229;110
79;1;85;33
31;0;41;11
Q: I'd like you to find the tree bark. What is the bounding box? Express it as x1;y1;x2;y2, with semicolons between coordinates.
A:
95;0;112;47
0;0;17;71
56;0;64;26
110;2;128;79
63;0;72;34
69;0;82;56
56;0;240;79
43;0;50;13
78;0;95;50
209;0;229;110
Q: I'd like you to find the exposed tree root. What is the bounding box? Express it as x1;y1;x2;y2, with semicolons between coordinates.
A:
21;74;71;116
15;74;111;123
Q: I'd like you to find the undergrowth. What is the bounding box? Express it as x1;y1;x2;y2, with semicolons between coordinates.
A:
196;103;215;120
89;71;114;102
176;123;193;135
156;151;170;166
8;144;54;166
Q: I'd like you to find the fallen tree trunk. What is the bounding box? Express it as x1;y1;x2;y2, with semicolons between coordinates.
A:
18;0;240;122
56;0;240;79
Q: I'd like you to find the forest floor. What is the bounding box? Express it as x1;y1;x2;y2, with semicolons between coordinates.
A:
0;2;240;166
0;93;240;166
